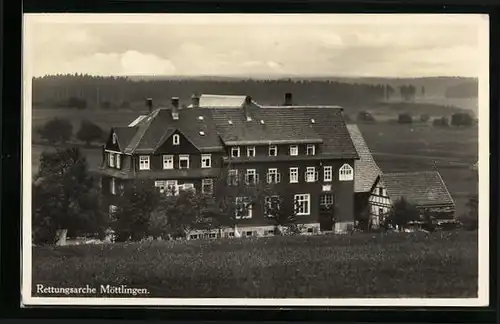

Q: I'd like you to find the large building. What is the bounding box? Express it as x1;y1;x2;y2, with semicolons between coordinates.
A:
98;93;362;237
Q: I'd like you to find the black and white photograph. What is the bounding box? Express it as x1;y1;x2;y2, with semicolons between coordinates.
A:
22;13;489;307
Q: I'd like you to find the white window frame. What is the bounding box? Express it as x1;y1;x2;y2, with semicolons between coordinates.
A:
289;167;299;183
228;169;238;186
112;133;117;145
179;183;195;193
179;155;190;169
247;146;256;157
116;153;121;169
289;145;298;156
339;163;354;181
268;145;277;156
305;167;316;183
231;147;240;158
320;193;334;207
264;195;280;217
110;177;116;195
235;196;252;219
201;154;212;168
267;168;281;184
163;155;174;170
173;134;180;145
109;153;115;168
306;144;316;156
139;155;150;170
324;166;333;182
155;180;167;194
245;169;258;185
294;194;311;215
202;179;214;194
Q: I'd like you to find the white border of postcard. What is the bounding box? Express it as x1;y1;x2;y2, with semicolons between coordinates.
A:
21;13;490;307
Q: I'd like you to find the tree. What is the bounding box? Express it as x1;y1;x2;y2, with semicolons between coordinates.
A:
385;197;420;231
265;195;301;235
77;120;104;146
112;180;162;242
32;148;106;245
420;114;430;123
67;96;87;109
451;112;474;127
433;116;449;127
398;113;413;124
37;118;73;144
459;194;478;230
357;111;375;123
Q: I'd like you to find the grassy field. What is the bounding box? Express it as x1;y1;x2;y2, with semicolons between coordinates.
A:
32;231;478;298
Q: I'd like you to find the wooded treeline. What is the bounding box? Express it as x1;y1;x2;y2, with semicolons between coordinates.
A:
33;74;426;109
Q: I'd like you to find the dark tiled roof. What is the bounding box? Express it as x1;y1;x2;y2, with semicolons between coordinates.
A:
346;124;382;193
212;106;358;159
381;171;455;208
113;126;138;152
124;108;224;154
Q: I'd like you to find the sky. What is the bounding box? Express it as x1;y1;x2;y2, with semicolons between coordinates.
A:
24;14;488;78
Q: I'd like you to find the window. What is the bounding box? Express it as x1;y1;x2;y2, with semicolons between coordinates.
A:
190;234;198;240
109;153;115;168
378;187;383;196
245;169;258;185
116;154;121;169
112;133;117;144
139;155;150;170
294;194;311;215
179;155;190;169
163;155;174;169
245;231;253;237
202;179;213;194
209;233;216;239
108;204;117;218
339;163;354;181
247;146;256;157
155;180;167;194
201;154;211;168
179;183;195;192
267;168;281;184
231;147;240;157
305;167;317;182
324;166;333;182
228;169;238;186
320;194;334;207
379;208;384;216
235;197;252;219
173;134;180;145
110;177;116;195
166;180;178;196
306;144;316;156
266;229;275;235
382;188;387;196
264;196;280;217
289;145;298;156
289;167;299;183
269;145;277;156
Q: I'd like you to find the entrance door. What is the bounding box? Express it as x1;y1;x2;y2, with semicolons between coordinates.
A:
319;193;335;231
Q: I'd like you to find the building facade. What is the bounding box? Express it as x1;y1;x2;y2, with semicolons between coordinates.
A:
98;93;360;237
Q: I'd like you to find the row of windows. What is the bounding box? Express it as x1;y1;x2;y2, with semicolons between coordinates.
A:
137;154;212;170
108;152;121;169
230;144;316;158
154;179;214;195
227;164;353;185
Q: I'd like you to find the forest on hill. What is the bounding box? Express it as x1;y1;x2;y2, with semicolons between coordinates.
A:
32;74;477;111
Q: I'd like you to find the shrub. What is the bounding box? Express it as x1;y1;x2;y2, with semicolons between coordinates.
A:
357;111;376;123
451;112;474;127
37;118;73;144
433;116;449;127
420;114;430;123
77;120;104;146
398;113;413;124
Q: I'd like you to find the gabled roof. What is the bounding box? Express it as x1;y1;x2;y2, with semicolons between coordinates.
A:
188;94;249;108
380;171;455;208
123;108;224;154
112;127;138;152
346;124;382;193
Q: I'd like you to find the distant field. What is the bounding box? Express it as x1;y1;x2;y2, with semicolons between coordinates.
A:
32;231;478;298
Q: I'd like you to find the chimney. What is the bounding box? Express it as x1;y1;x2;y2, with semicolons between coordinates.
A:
171;97;179;120
284;92;292;106
244;96;252;121
191;93;200;108
146;98;153;112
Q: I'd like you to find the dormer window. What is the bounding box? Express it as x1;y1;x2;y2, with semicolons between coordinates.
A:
247;146;255;157
339;163;354;181
231;147;240;158
269;145;277;156
306;144;316;156
289;145;298;156
112;133;118;145
173;134;180;145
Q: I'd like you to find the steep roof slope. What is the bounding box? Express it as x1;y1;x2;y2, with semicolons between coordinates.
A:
346;124;382;193
381;171;455;207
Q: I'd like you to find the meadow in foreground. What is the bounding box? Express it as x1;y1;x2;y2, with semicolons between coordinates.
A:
32;231;478;298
